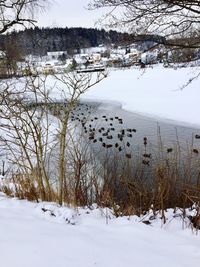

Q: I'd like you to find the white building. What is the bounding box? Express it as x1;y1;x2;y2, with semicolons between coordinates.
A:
0;50;6;59
47;51;67;61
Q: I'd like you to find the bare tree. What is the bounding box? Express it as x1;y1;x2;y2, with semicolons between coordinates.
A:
0;1;47;77
54;71;107;205
1;38;23;77
0;0;46;34
0;71;107;204
0;76;55;201
89;0;200;48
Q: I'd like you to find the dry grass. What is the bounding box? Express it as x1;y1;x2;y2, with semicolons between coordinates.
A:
1;139;200;230
1;103;200;230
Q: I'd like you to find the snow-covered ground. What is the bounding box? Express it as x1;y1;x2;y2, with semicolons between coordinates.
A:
0;194;200;267
78;65;200;128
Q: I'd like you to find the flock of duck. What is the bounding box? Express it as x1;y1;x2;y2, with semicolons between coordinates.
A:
70;103;152;165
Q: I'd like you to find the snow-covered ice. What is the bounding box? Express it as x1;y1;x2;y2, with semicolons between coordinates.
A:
12;65;200;128
79;65;200;128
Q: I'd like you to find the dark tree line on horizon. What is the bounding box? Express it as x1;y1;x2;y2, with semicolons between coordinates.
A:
0;27;131;56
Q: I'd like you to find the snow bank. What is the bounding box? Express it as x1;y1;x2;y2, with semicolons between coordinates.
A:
0;194;200;267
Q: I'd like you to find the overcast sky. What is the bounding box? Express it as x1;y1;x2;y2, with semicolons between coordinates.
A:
36;0;106;29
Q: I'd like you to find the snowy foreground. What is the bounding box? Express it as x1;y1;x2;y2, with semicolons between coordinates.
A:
80;65;200;128
1;194;200;267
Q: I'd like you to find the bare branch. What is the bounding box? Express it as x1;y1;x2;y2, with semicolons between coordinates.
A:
89;0;200;48
0;0;46;34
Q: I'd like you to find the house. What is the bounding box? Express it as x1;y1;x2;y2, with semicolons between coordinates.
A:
47;51;68;61
42;63;54;75
125;50;141;64
0;50;6;59
92;53;101;62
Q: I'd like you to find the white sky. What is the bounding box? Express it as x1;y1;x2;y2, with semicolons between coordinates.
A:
36;0;107;28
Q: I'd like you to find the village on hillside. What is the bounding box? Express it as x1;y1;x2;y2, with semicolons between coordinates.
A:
1;40;200;77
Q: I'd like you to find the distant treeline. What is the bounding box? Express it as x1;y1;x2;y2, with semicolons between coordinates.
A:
0;27;131;56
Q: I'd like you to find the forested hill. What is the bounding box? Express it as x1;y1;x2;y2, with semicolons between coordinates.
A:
0;27;130;56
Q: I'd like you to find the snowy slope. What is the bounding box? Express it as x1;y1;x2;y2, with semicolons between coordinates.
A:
1;194;200;267
79;65;200;128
